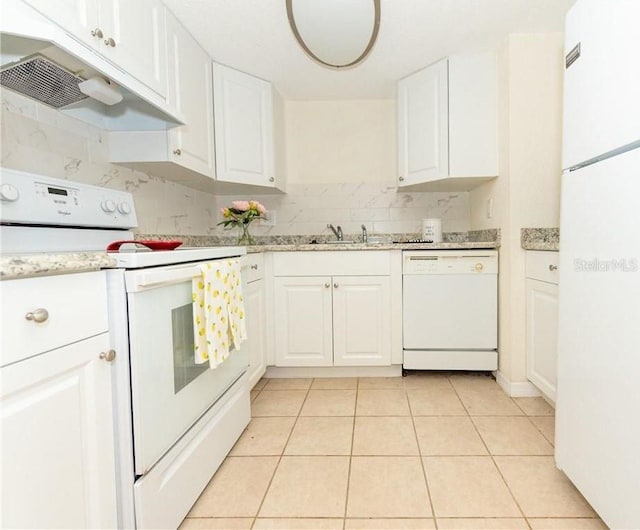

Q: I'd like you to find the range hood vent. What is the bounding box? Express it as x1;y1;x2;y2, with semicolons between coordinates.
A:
0;54;88;108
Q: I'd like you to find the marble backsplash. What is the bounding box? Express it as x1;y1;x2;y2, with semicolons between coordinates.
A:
1;90;471;237
213;183;470;239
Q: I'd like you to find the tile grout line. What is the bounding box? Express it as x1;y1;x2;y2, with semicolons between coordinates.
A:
448;378;533;529
249;378;315;529
406;378;439;529
342;377;361;530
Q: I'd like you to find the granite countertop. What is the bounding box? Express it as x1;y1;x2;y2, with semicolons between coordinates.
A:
1;230;500;280
246;241;498;253
521;228;559;251
0;252;117;281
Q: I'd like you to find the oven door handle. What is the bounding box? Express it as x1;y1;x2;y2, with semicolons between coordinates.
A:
126;264;204;291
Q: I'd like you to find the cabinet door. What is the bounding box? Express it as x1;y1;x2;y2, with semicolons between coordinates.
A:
99;0;167;97
213;63;275;187
245;279;266;388
333;276;391;366
1;333;117;529
166;11;215;177
23;0;98;48
526;279;558;402
397;58;449;186
274;277;333;367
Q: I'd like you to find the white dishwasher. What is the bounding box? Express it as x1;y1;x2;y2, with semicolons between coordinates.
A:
402;250;498;370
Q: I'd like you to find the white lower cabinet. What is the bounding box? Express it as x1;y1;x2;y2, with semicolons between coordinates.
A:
0;272;117;529
526;251;559;402
242;254;267;387
275;275;391;367
274;276;334;367
272;251;397;368
331;276;391;366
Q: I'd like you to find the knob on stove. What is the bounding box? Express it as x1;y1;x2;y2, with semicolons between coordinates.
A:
118;201;132;214
0;183;19;202
101;199;117;213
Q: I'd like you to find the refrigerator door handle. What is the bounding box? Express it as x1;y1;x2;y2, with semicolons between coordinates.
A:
565;42;581;69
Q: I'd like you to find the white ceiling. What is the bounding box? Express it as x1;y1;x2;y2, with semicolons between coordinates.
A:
162;0;575;100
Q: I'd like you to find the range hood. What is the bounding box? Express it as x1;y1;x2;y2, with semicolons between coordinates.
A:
0;2;185;131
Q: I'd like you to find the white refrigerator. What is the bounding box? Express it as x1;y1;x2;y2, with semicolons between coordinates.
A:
556;1;640;529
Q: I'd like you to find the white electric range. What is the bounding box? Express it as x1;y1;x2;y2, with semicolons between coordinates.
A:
0;168;250;530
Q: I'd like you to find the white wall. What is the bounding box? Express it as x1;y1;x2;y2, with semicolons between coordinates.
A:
214;98;470;238
285;99;397;184
470;33;564;387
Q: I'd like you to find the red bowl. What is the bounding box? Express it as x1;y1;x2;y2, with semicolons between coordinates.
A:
107;240;183;251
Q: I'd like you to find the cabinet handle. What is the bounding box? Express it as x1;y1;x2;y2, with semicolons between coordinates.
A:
173;148;182;156
333;283;339;288
549;264;558;271
269;177;275;183
324;283;330;288
399;176;405;182
99;349;117;363
104;37;117;47
90;28;103;38
250;264;258;270
25;308;49;323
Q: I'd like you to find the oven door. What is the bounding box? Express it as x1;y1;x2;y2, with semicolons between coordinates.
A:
124;261;248;475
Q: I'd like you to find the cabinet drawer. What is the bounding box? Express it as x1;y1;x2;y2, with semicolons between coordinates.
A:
273;251;392;276
526;251;559;284
1;271;108;367
241;253;265;283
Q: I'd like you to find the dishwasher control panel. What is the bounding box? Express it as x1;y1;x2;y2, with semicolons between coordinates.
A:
402;250;498;274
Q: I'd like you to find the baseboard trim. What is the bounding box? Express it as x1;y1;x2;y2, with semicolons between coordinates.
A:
265;365;402;378
495;370;542;397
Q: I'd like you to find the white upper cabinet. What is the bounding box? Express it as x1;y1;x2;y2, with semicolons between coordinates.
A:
23;0;167;98
213;63;276;188
98;0;167;98
166;12;214;177
21;0;98;47
109;8;215;187
397;58;449;186
397;51;498;191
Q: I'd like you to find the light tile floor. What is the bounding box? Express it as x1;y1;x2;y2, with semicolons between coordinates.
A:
181;373;607;530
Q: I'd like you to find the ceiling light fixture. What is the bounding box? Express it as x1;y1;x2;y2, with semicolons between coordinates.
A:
286;0;381;69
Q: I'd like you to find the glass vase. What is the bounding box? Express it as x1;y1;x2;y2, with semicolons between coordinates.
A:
237;223;255;245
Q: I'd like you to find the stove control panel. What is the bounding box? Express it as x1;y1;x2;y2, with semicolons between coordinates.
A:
0;168;138;229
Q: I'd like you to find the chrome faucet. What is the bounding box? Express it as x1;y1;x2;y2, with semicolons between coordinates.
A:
361;224;368;243
327;224;343;241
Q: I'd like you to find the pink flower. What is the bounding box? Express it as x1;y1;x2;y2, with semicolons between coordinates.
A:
255;202;267;215
231;200;251;211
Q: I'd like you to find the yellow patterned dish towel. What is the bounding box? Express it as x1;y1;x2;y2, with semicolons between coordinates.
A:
192;258;247;368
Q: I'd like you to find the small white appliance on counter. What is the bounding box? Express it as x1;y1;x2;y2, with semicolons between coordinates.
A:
0;168;250;530
556;1;640;528
402;250;498;370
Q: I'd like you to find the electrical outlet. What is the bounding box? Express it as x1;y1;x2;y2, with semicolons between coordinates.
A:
486;199;494;219
261;210;276;226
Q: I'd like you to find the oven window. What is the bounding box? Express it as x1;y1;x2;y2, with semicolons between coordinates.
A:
172;303;208;394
